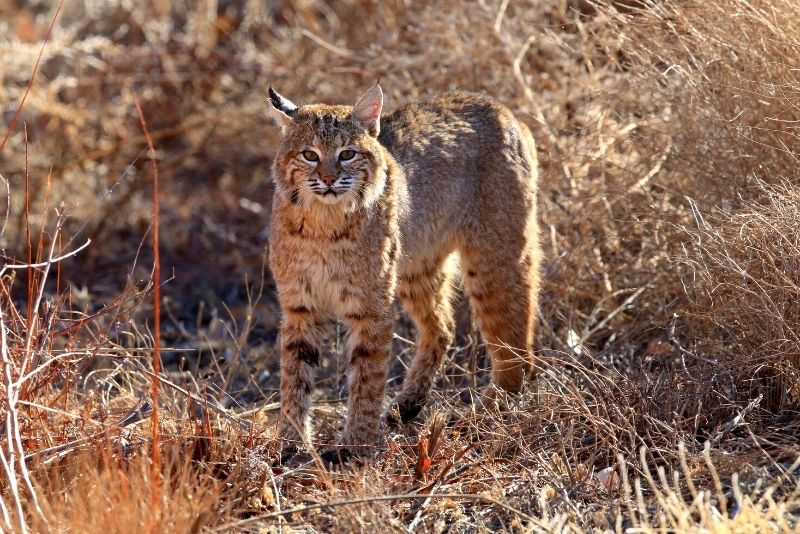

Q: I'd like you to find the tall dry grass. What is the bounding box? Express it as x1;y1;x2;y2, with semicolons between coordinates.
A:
0;0;799;531
604;0;800;415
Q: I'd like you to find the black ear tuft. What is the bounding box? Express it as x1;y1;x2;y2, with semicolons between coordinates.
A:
268;86;282;109
268;86;297;115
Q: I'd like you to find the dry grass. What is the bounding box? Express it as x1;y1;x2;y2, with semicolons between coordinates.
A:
1;0;800;531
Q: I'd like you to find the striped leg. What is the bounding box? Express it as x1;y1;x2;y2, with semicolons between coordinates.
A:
388;255;457;425
277;305;323;456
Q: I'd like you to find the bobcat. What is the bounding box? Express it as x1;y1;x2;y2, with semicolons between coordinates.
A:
267;84;540;461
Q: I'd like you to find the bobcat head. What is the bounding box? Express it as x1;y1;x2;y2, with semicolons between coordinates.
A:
268;85;387;209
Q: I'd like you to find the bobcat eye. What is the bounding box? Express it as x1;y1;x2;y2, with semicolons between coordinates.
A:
301;150;319;162
338;150;356;161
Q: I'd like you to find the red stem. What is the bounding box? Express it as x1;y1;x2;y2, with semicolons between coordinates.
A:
0;0;64;153
132;92;162;511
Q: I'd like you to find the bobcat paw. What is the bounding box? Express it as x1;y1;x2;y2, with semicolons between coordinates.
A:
276;443;299;465
320;447;354;466
386;394;426;428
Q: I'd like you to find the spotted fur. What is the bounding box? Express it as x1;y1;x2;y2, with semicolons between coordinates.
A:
268;85;540;455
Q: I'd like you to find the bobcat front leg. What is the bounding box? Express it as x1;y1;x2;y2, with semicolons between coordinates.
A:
277;305;322;458
321;311;392;464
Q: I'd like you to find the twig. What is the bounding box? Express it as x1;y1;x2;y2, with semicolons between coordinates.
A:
265;457;284;534
713;393;763;445
19;212;66;391
301;29;353;58
0;239;92;275
24;397;152;463
668;314;736;394
392;333;416;346
0;482;10;531
626;140;672;194
24;124;32;375
14;350;110;389
0;173;10;242
493;0;510;32
0;300;27;532
577;285;649;348
11;126;46;524
407;480;441;531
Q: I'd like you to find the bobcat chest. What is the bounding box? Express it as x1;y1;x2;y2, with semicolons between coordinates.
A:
298;242;363;316
271;225;377;318
270;199;398;320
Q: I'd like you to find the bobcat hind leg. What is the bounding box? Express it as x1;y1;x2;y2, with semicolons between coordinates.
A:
459;233;539;393
388;254;457;425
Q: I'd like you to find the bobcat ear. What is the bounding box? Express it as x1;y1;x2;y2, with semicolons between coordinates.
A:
268;86;297;132
352;84;383;136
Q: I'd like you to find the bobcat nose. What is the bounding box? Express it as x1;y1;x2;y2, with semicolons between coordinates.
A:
321;175;336;187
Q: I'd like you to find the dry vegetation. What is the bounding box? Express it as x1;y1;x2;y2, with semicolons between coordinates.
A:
1;0;800;531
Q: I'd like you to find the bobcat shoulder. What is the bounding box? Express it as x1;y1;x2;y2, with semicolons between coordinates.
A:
267;84;539;460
